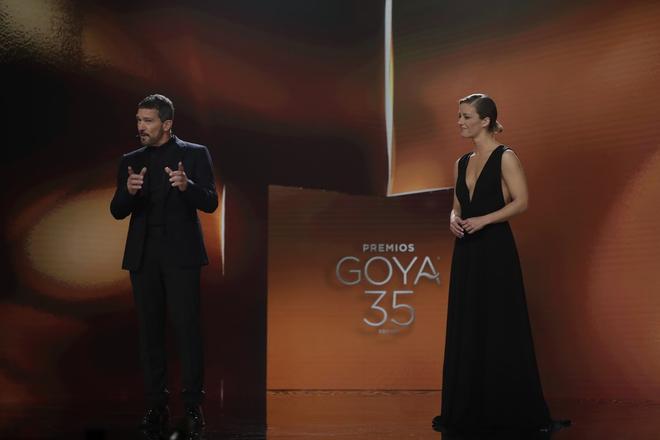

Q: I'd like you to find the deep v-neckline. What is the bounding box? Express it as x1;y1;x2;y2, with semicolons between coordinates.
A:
465;145;502;203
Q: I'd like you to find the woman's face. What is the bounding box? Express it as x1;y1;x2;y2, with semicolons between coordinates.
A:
457;103;489;138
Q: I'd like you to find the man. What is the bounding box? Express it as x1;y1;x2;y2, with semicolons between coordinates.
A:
110;94;217;439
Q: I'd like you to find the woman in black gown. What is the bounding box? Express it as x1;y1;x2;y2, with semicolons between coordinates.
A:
433;94;568;435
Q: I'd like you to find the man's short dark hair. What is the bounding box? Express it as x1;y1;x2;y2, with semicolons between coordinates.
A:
138;94;174;121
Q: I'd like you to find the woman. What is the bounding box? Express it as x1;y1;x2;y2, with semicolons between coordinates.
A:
433;93;568;435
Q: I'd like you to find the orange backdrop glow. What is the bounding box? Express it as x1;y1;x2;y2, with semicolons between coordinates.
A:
390;0;660;400
268;0;660;401
267;186;453;389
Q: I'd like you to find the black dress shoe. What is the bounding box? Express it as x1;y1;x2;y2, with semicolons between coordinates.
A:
139;405;170;439
172;405;206;440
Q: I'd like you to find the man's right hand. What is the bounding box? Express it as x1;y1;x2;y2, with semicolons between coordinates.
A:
127;166;147;195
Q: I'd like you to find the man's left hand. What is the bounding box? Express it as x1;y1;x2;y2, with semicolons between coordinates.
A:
165;161;188;192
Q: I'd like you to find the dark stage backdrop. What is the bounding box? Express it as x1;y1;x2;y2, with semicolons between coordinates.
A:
0;0;388;430
1;1;660;435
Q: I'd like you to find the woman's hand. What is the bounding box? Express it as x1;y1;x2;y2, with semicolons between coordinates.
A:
462;216;490;234
450;213;465;238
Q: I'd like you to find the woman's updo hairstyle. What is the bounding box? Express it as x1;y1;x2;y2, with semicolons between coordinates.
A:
459;93;503;133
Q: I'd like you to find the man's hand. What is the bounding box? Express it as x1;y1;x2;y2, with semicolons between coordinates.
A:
127;166;147;195
165;161;188;192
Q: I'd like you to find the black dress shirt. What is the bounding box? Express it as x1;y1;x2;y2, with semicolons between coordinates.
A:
145;137;176;226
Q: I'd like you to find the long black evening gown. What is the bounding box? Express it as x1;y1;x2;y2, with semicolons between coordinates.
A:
434;145;552;434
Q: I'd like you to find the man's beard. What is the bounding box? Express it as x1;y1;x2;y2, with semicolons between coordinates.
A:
140;131;160;146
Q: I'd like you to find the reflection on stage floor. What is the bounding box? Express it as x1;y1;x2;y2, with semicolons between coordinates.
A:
1;391;658;439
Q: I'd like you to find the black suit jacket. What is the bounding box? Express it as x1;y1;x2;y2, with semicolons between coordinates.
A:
110;136;218;271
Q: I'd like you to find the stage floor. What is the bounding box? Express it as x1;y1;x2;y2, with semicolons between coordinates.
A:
1;391;658;439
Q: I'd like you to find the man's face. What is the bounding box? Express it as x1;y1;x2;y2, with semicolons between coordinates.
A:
136;108;171;146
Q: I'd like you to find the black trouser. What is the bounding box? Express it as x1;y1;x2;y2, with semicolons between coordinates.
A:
130;226;204;408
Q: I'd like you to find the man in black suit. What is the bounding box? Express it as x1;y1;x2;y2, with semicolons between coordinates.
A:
110;94;217;439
